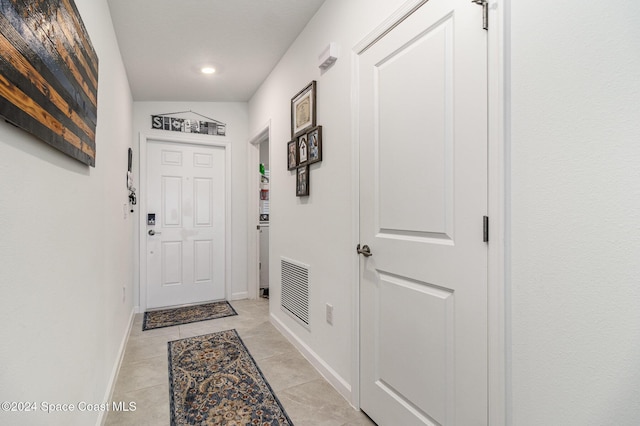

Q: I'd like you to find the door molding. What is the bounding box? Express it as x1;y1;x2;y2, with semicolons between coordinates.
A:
350;1;507;424
486;1;508;424
138;132;232;311
247;122;271;300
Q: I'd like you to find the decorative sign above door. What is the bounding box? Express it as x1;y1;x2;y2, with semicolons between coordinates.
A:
151;110;226;136
0;0;99;167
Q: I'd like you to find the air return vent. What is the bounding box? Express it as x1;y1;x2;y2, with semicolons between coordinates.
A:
281;257;310;327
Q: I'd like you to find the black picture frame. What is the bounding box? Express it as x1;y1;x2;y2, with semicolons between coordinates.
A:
291;81;317;137
298;133;309;166
296;165;309;197
287;140;298;170
307;125;322;164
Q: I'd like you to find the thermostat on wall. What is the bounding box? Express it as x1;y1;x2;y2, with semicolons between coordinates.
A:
318;42;339;70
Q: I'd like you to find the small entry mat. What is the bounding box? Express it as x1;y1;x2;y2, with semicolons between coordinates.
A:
142;301;237;331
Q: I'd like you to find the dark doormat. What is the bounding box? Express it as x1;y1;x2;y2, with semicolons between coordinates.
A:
143;301;237;331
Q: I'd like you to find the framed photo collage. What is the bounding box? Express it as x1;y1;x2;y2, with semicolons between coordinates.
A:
289;81;322;196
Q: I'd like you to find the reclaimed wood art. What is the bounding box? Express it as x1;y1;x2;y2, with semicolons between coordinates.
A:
0;0;99;167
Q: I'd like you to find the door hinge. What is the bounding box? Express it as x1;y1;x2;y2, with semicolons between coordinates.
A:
472;0;489;30
483;216;489;243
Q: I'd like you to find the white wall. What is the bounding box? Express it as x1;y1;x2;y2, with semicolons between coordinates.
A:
0;1;134;425
132;102;249;304
248;0;407;398
251;0;640;421
2;0;636;424
508;0;640;424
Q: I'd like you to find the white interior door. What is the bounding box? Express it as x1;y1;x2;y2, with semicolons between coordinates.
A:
358;1;488;425
146;141;226;309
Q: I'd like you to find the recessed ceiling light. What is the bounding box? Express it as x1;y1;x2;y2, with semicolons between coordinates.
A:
201;67;216;75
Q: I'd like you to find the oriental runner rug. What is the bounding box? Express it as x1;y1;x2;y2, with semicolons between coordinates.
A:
168;329;293;425
143;301;237;331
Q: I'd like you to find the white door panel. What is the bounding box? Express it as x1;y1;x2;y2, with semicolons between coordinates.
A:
359;1;488;425
147;141;226;308
377;17;452;238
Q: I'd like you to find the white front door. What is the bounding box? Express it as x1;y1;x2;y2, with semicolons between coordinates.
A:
146;140;226;308
358;1;488;425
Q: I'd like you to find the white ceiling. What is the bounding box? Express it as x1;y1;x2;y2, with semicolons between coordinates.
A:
107;0;326;102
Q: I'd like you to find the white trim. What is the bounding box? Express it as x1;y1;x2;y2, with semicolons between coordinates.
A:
487;1;509;425
349;43;362;410
354;0;429;54
270;313;353;404
138;132;232;311
247;122;271;300
232;291;249;300
97;308;135;426
247;140;260;300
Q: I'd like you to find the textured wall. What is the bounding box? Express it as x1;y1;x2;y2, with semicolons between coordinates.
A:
248;0;409;399
509;0;640;424
0;0;135;424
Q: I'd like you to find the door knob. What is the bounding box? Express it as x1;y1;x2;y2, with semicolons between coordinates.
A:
356;244;373;257
148;229;161;236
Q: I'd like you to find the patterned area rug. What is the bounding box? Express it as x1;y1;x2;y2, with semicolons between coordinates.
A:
143;301;237;331
168;329;293;425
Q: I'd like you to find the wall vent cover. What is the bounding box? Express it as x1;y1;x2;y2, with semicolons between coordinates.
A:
281;257;310;327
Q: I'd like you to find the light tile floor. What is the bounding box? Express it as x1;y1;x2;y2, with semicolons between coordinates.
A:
105;298;376;426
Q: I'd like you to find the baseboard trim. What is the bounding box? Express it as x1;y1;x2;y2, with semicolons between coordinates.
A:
96;307;135;426
232;291;249;301
270;313;353;405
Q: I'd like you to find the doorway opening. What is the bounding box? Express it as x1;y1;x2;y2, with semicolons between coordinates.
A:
258;140;270;298
247;123;271;300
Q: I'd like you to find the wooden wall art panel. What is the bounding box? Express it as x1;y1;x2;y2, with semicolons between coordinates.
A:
0;0;99;166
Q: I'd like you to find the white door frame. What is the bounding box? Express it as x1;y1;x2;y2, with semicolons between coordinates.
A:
350;1;508;424
138;132;232;311
486;1;508;424
247;122;271;300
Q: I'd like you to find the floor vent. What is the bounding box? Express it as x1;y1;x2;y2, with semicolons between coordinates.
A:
281;257;310;328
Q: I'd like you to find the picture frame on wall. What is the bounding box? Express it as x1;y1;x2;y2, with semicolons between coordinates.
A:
307;125;322;164
287;140;298;170
296;165;309;197
298;133;309;165
291;80;316;137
